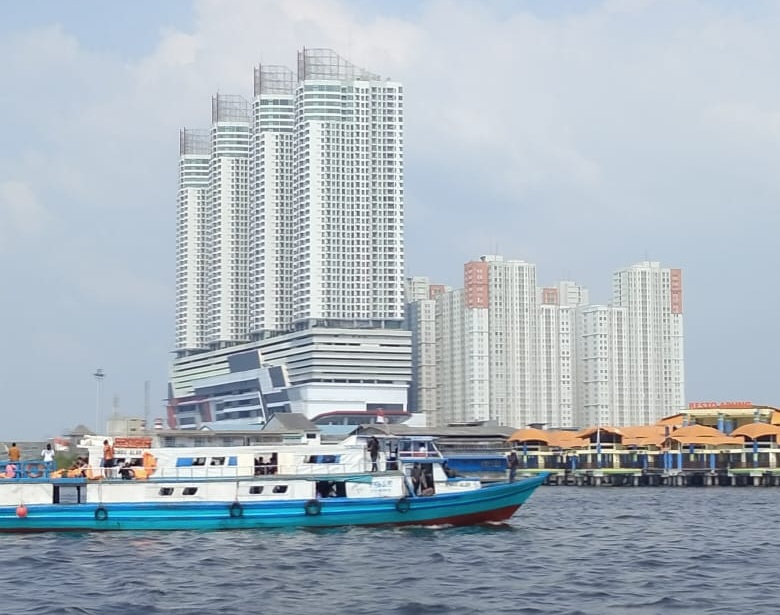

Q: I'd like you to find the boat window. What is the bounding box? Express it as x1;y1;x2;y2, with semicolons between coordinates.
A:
192;457;207;466
272;485;288;494
159;488;174;496
316;480;346;498
305;454;341;464
183;487;198;496
249;486;264;495
210;457;225;466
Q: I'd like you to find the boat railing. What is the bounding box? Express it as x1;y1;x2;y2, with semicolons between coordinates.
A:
93;461;380;481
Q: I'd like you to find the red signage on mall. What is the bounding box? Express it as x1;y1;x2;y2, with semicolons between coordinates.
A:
688;401;753;409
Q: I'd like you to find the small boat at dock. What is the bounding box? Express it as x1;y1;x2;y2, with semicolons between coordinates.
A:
0;435;545;532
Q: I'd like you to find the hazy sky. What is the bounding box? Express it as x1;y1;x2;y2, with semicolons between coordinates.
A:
2;0;779;439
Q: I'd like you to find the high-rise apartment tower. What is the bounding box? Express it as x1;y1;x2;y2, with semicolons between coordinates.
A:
175;49;404;354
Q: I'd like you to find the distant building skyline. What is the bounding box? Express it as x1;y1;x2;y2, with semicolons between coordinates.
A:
407;258;685;428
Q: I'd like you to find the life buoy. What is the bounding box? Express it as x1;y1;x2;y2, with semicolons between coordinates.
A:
25;463;44;479
304;499;321;516
395;497;411;513
229;501;243;518
95;506;108;521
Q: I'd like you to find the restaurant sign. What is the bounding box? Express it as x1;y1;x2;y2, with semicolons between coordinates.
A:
687;401;753;410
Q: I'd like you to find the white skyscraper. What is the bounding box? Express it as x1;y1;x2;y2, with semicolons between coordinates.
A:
207;95;252;347
538;282;588;428
175;129;210;351
576;304;629;427
432;256;538;428
175;49;405;356
405;277;449;415
250;65;295;332
613;261;685;424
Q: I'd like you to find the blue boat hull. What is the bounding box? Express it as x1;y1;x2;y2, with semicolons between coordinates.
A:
0;474;547;532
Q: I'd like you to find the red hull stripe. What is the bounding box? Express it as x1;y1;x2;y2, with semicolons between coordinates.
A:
396;503;522;527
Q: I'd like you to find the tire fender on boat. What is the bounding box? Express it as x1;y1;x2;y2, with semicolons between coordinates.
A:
25;463;44;479
304;499;322;516
395;497;411;513
95;506;108;521
229;501;243;518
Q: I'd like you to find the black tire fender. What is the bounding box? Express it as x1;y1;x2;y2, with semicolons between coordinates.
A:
95;506;108;521
304;499;322;516
395;497;411;513
229;501;243;518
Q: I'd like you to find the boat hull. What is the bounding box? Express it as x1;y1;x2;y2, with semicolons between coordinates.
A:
0;474;546;533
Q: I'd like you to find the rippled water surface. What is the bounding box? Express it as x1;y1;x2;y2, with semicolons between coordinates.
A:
4;487;778;614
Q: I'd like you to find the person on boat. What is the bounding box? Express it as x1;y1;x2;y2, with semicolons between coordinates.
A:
367;436;380;472
507;450;519;483
102;440;115;478
118;460;135;480
268;452;278;474
8;442;20;475
442;462;458;479
41;444;55;476
4;463;16;479
254;456;266;476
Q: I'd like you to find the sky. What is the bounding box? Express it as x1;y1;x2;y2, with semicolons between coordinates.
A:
1;0;779;439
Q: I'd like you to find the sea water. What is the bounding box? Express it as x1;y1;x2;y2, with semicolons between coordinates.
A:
3;487;776;614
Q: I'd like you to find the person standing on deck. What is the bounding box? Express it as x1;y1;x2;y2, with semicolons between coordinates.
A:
8;442;20;474
102;440;115;478
42;443;55;476
367;436;380;472
507;450;519;483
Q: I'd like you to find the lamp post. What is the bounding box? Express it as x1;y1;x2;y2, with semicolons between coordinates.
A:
94;368;105;435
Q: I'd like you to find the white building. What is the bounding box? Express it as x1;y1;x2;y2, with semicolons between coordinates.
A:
612;261;685;424
175;129;210;351
175;49;405;356
207;94;252;347
538;282;588;428
173;49;408;422
405;277;449;415
575;304;629;427
431;256;539;428
168;327;411;427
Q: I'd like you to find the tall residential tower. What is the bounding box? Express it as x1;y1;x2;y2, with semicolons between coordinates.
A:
172;49;409;428
175;49;405;354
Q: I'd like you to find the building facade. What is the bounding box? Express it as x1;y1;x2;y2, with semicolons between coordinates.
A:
612;261;685;424
173;49;408;424
412;257;684;429
175;48;404;355
168;326;411;428
405;277;449;414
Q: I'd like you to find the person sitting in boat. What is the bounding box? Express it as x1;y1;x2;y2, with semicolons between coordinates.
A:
3;463;16;479
442;462;458;479
411;463;422;495
118;460;135;480
254;456;266;476
268;453;278;475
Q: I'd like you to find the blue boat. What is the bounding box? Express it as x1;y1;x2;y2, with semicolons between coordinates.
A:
0;435;547;532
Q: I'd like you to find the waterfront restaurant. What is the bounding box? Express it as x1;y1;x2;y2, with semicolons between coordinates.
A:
503;401;780;485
